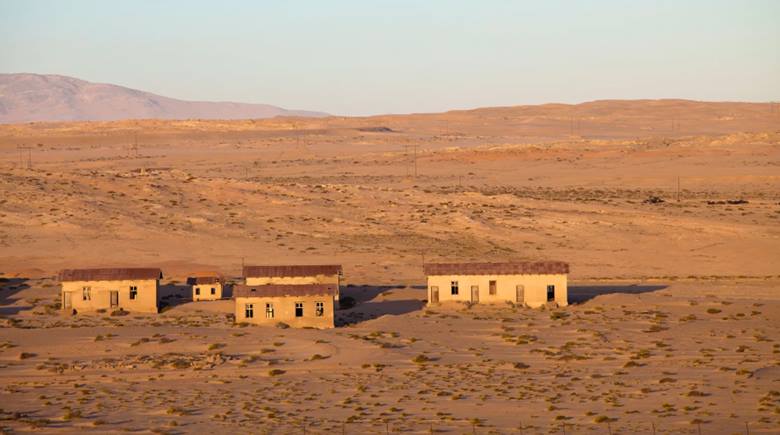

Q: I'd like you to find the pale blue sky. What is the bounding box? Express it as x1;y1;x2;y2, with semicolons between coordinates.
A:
1;0;778;115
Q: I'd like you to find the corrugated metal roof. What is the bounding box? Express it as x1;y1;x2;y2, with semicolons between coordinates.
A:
186;275;223;285
59;268;163;282
233;284;337;298
242;265;342;278
423;262;569;276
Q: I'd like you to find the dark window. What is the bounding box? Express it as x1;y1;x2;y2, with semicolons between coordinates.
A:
295;302;304;317
82;286;91;301
547;285;555;301
265;303;274;318
315;301;324;317
489;280;497;295
129;286;138;300
451;281;459;295
210;287;215;295
195;287;200;295
245;304;254;318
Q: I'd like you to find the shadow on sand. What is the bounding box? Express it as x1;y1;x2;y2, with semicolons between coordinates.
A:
568;283;668;304
337;284;426;326
158;283;192;310
0;277;32;316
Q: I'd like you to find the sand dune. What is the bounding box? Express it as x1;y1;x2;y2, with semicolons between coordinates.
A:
0;99;778;432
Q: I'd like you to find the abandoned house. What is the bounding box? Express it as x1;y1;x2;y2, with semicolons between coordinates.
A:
423;262;569;308
59;267;163;314
187;273;224;301
233;284;337;328
243;264;343;304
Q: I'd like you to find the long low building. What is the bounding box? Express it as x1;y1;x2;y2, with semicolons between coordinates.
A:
243;264;342;303
60;267;163;314
423;262;569;308
233;283;337;328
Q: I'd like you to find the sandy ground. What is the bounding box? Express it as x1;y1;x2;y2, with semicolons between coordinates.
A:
0;100;779;433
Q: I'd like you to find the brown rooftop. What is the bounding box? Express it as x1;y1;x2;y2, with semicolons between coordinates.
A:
186;275;224;285
59;268;163;282
423;262;569;276
242;265;342;278
233;284;337;298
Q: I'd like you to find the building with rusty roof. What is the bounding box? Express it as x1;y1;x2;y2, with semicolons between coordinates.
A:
243;264;343;305
59;267;163;314
186;273;225;302
423;262;569;308
233;284;337;328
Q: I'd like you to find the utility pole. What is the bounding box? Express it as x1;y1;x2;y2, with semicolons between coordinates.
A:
17;145;32;169
677;176;681;202
403;145;409;177
130;131;139;158
413;144;418;178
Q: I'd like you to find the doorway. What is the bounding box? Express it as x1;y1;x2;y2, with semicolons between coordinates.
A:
430;286;439;303
110;291;119;308
471;285;479;303
63;292;72;310
516;285;525;304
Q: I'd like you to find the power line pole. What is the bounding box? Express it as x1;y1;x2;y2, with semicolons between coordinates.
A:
17;145;32;169
403;145;409;177
677;176;681;202
130;131;139;158
413;144;418;178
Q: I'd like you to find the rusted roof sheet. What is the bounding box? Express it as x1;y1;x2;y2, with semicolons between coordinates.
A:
186;275;223;285
59;268;163;282
423;262;569;276
233;284;337;298
242;265;342;278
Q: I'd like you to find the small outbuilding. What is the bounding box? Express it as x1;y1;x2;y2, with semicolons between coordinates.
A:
59;267;163;314
187;273;224;301
243;264;342;304
423;262;569;308
233;284;336;328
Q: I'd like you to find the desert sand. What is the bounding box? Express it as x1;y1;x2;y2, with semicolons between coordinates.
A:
0;100;779;433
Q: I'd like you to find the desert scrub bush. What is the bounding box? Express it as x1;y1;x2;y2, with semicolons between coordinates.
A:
166;406;190;416
268;369;286;376
594;415;616;423
513;362;530;369
706;308;722;314
110;308;128;316
207;343;225;351
275;322;290;329
130;338;150;347
550;311;569;320
62;407;81;420
18;352;36;360
309;354;328;361
412;354;432;364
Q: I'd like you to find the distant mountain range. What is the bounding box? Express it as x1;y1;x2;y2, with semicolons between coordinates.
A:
0;73;327;123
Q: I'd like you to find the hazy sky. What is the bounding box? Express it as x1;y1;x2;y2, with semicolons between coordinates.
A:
1;0;778;115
